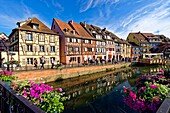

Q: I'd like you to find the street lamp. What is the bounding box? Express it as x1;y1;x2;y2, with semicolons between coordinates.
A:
5;41;10;71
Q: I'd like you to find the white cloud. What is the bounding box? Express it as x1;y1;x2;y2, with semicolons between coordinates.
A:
79;0;120;12
113;0;170;39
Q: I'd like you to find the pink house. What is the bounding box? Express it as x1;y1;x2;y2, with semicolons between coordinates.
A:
51;19;82;65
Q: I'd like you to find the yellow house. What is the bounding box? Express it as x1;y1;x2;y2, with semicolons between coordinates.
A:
8;17;60;68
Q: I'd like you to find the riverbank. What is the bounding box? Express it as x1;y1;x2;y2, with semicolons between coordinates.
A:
12;63;131;83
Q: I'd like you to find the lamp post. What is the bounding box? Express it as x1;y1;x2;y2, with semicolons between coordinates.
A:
5;42;10;71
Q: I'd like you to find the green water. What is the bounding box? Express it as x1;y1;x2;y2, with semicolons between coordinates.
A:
47;65;169;113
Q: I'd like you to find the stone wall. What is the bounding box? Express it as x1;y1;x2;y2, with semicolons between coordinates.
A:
13;63;131;83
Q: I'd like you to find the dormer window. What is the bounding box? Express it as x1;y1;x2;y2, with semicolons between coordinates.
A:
64;28;70;32
33;24;39;30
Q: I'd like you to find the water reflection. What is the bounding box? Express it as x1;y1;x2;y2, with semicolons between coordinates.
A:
47;65;169;113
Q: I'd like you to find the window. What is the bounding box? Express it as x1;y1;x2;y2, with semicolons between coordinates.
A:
50;46;55;52
84;47;87;51
27;45;33;52
26;34;33;40
33;25;39;30
39;35;44;42
69;57;76;62
82;39;85;43
75;47;79;52
87;48;92;52
50;36;55;42
53;25;55;29
27;58;33;64
39;45;45;52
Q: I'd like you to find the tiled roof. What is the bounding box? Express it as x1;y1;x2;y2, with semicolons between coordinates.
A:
16;17;57;35
130;32;147;42
69;21;94;39
80;22;94;36
142;33;155;37
54;19;80;37
155;35;170;42
91;25;103;35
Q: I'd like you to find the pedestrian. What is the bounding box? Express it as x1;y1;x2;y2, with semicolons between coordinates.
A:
33;58;38;68
51;58;55;69
112;57;114;64
1;58;6;70
40;56;45;69
95;58;98;65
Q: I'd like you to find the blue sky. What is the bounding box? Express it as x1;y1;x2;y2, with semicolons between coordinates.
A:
0;0;170;39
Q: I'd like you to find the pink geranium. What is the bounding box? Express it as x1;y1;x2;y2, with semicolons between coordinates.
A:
150;84;158;89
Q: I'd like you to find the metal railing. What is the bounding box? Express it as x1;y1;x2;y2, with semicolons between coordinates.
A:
2;60;130;72
0;81;45;113
156;93;170;113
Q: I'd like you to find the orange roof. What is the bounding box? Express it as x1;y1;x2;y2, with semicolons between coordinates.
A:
69;21;94;39
16;17;57;35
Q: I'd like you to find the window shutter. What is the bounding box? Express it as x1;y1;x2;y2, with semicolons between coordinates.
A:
48;46;50;53
55;46;58;52
46;46;49;52
22;45;25;52
24;45;27;52
33;34;36;43
92;48;94;51
33;46;36;52
21;33;26;42
85;48;87;51
36;45;39;52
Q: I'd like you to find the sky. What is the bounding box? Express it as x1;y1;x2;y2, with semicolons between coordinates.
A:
0;0;170;39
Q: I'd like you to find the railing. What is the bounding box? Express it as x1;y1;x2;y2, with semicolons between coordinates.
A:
156;93;170;113
3;60;131;72
0;81;45;113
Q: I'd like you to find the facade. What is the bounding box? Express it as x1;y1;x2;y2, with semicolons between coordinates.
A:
68;20;96;63
114;38;122;61
80;23;106;61
142;33;162;49
101;29;115;62
9;17;60;67
0;32;8;51
52;19;82;65
127;32;149;58
120;39;131;60
129;42;141;60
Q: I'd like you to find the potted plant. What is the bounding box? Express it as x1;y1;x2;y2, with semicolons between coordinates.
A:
0;70;15;85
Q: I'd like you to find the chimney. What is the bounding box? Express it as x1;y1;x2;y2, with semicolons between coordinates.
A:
103;28;106;31
16;22;21;27
69;20;73;24
84;21;86;27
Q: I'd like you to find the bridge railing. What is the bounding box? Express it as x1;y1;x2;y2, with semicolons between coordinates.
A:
0;81;45;113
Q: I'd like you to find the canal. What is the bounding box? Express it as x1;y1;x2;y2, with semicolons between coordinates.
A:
47;65;169;113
